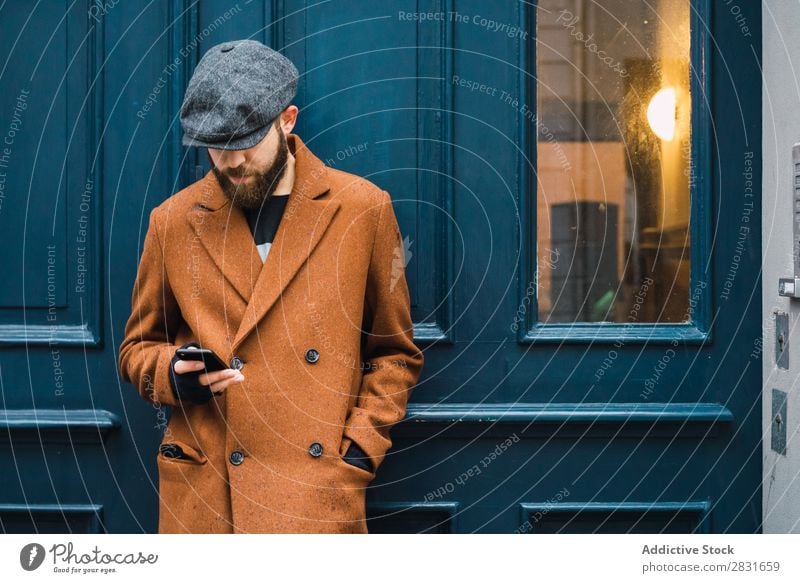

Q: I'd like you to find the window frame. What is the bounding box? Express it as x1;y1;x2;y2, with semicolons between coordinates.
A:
519;0;712;345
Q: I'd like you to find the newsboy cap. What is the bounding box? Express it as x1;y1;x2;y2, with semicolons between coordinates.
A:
180;39;299;150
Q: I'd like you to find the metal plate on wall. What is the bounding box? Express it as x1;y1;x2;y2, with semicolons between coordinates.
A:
772;389;787;455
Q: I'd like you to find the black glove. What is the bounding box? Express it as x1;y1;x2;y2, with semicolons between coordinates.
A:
169;341;215;405
342;441;373;473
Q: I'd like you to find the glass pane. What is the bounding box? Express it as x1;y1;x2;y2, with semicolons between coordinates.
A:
536;0;691;323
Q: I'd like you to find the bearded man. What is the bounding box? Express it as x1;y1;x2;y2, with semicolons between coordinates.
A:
117;39;424;534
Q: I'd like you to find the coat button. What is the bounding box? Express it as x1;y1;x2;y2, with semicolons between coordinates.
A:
308;442;323;457
230;356;244;370
305;348;320;364
229;450;245;465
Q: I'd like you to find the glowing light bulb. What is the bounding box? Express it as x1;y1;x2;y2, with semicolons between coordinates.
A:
647;87;677;141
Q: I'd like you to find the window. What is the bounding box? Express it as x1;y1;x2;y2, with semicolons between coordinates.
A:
536;0;693;325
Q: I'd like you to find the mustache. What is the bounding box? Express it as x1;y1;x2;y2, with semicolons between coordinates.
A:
223;168;253;178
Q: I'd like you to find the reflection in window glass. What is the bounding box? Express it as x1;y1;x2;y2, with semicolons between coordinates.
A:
536;0;691;323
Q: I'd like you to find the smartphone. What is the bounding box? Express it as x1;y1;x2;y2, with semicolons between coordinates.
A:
175;347;229;373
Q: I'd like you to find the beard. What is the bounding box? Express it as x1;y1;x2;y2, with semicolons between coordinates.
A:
209;128;289;210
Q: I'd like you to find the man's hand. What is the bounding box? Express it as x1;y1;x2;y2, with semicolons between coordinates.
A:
169;343;244;404
174;346;244;393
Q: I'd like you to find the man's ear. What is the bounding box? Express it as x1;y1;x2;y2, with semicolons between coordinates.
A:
279;105;299;134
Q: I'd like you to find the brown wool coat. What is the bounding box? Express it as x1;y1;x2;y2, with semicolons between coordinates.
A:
118;133;424;533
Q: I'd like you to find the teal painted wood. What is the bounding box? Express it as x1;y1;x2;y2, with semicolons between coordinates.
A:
0;0;762;533
0;5;104;346
518;501;712;534
367;501;460;534
0;504;104;534
0;410;120;443
398;402;734;439
403;402;733;425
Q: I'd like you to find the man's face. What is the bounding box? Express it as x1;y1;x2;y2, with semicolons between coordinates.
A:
207;119;290;210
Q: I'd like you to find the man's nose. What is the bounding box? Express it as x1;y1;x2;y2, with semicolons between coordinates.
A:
218;149;246;168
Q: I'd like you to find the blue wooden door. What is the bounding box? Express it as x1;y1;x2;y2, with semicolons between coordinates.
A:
1;0;761;533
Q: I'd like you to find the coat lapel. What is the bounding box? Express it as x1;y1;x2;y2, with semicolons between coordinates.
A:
186;134;339;352
187;174;263;306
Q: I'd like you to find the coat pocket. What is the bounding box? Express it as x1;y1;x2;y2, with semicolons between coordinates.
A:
336;451;375;484
156;439;227;533
157;439;207;466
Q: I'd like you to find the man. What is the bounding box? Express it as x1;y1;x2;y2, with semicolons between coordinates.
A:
117;39;424;533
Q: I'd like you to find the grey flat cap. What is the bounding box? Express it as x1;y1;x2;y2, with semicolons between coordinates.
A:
180;39;299;150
